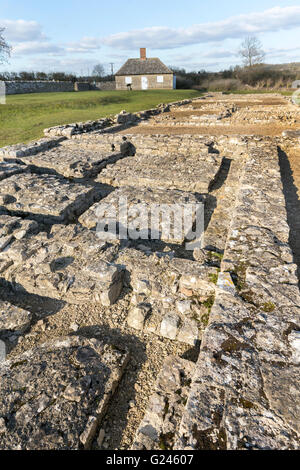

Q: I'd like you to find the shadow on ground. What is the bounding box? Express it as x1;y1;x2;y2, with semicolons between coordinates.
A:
278;147;300;286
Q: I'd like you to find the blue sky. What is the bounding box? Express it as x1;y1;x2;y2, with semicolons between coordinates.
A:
1;0;300;74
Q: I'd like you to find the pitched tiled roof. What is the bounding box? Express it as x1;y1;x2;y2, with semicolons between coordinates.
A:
115;58;173;76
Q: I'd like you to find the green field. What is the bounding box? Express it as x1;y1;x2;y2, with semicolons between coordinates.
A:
0;89;202;147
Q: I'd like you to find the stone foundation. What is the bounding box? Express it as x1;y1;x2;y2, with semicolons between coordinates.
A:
0;93;299;450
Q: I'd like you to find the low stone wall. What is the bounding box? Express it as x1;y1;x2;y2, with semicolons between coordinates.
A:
44;98;194;138
176;141;300;450
3;81;75;95
74;82;91;92
93;81;116;91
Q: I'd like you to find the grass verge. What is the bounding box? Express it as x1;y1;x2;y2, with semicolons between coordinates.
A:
0;89;202;147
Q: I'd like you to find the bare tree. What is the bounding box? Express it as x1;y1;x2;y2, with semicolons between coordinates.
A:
239;37;265;67
92;64;105;77
0;28;11;64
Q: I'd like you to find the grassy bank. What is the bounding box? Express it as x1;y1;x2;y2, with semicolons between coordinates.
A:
0;89;202;147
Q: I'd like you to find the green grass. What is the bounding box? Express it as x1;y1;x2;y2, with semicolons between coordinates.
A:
0;89;202;147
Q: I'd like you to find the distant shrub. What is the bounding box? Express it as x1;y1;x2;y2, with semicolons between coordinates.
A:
204;79;242;91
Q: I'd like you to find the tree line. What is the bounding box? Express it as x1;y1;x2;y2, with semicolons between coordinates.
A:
1;28;299;90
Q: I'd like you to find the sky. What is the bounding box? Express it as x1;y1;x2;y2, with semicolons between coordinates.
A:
1;0;300;74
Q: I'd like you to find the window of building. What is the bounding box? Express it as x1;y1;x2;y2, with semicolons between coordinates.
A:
125;77;132;84
157;76;164;83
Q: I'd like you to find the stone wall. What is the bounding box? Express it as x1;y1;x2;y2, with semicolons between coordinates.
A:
74;82;91;92
93;81;116;91
3;81;75;95
1;81;106;95
176;141;300;450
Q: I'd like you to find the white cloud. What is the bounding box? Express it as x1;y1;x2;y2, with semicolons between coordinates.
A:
65;37;102;53
13;42;64;56
0;19;46;42
202;50;237;59
103;6;300;50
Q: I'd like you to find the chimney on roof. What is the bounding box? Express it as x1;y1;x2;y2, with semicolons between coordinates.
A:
140;48;146;60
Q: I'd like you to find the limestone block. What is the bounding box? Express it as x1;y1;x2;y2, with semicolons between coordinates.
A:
79;186;200;244
177;320;199;346
160;314;180;340
0;224;124;305
0;300;33;334
0;173;101;224
127;304;151;330
0;340;6;362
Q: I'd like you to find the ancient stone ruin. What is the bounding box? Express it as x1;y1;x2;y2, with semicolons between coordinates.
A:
0;94;299;450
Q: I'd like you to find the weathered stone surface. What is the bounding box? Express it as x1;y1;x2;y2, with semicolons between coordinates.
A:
127;304;151;330
0;215;38;242
74;133;218;157
216;272;236;295
116;248;217;344
0;173;102;224
115;110;137;125
10;140;124;179
79;186;202;244
0;215;38;273
160;314;180;340
0;224;124;305
44;119;113;137
0;137;65;159
176;142;300;450
0;336;129;449
132;356;195;450
0;340;6;362
0;300;32;334
177;319;199;346
0;162;26;181
96;150;222;193
176;292;300;450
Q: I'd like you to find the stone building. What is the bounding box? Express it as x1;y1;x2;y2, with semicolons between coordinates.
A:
115;48;175;90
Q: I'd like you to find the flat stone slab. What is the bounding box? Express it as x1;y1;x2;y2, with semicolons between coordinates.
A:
0;162;26;181
0;300;33;335
0;224;124;305
74;134;216;158
0;173;104;224
96;151;222;193
0;137;65;160
0;336;129;450
132;356;195;450
11;140;124;179
116;248;217;344
79;186;202;244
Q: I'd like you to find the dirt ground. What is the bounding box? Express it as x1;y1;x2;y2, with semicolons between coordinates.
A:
122;123;300;136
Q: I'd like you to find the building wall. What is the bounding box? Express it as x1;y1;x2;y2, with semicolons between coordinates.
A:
116;74;174;90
